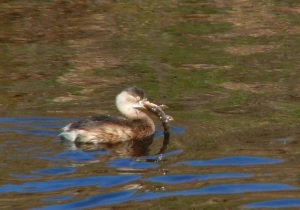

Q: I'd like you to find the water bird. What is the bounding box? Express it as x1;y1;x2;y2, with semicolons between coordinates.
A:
59;87;172;143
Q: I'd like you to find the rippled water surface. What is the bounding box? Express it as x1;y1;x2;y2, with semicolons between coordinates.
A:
0;0;300;209
0;117;298;209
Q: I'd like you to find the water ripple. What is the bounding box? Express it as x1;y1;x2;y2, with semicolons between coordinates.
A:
146;172;253;184
0;175;141;193
243;198;300;209
42;195;74;202
135;183;297;201
37;190;137;210
0;117;76;136
139;150;183;160
154;125;185;137
36;183;297;209
32;167;76;175
0;116;297;209
40;151;99;163
0;128;59;136
177;155;283;166
108;158;158;169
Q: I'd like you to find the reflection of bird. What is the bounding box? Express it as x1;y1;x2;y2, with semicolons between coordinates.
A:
59;87;159;143
69;135;154;157
62;132;170;158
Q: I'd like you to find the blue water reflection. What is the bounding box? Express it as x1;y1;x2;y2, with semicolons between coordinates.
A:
0;175;140;193
243;198;300;209
0;117;76;136
140;149;183;160
38;190;137;210
37;183;297;209
42;195;74;202
0;117;298;209
154;126;184;137
32;167;76;175
147;172;253;184
108;158;159;169
135;183;297;201
0;117;75;124
40;150;102;163
178;155;283;166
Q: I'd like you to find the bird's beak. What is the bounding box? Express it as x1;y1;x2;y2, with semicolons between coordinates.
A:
132;99;160;109
132;99;150;109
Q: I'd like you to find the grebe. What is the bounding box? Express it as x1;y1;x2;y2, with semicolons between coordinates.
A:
59;87;160;144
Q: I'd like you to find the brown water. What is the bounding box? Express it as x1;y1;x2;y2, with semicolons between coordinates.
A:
0;0;300;209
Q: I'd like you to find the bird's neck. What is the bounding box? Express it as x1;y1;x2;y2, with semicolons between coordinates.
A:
123;109;155;134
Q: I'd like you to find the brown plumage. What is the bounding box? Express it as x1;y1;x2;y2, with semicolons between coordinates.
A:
59;87;156;143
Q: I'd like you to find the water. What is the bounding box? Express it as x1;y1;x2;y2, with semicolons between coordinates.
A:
0;117;298;209
0;0;300;209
